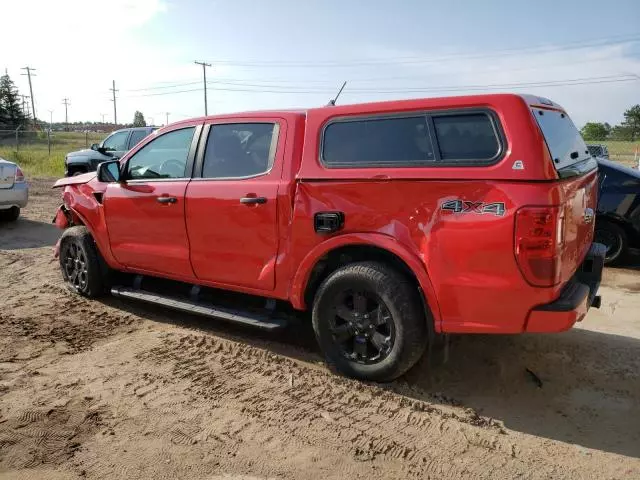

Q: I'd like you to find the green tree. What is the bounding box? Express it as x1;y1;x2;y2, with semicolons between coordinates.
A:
0;72;27;129
621;105;640;141
610;124;634;141
132;111;146;127
580;122;610;141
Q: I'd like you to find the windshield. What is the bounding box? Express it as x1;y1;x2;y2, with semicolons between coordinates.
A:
531;108;590;170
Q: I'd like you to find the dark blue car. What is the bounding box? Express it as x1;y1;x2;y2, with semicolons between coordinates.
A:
595;158;640;264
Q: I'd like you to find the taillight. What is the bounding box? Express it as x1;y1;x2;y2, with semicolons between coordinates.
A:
15;167;25;183
514;206;564;287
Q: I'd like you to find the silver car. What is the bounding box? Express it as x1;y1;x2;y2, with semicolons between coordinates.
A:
0;158;28;221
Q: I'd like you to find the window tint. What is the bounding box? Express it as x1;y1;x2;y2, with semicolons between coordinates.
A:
432;114;499;161
102;131;129;151
129;129;150;149
323;116;434;166
202;123;278;179
532;109;589;170
127;127;195;180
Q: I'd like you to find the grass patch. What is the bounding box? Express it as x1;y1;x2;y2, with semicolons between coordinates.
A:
0;132;104;177
0;148;66;177
600;141;640;167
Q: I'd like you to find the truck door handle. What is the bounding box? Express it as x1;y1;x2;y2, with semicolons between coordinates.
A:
240;196;267;205
156;196;177;204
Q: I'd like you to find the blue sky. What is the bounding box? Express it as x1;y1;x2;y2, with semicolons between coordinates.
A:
3;0;640;126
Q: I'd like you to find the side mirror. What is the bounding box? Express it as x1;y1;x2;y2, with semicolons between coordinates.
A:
97;160;122;183
90;143;99;151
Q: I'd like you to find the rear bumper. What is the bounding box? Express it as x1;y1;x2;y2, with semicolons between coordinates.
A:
0;182;29;209
525;243;606;333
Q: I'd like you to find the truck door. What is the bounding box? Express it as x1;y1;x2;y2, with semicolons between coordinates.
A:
104;125;200;279
185;120;285;291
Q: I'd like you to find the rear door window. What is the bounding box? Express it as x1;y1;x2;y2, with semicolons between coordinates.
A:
432;113;500;161
322;116;435;167
532;108;590;170
202;123;278;179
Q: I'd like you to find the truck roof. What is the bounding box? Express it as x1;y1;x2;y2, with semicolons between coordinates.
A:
166;93;564;130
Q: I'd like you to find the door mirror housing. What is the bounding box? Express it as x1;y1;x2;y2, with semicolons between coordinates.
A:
90;143;99;151
97;160;122;183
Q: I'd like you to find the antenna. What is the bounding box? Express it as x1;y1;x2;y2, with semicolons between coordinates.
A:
327;81;347;106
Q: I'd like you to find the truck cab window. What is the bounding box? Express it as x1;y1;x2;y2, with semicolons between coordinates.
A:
202;123;278;179
126;127;195;180
102;131;129;151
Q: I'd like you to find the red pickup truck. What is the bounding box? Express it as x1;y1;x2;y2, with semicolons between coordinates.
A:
53;93;604;381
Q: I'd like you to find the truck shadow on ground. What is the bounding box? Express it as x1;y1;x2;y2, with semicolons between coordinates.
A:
100;295;639;459
0;218;59;249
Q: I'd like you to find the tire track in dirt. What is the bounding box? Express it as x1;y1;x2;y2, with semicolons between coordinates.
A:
138;332;541;479
0;398;108;470
2;282;141;354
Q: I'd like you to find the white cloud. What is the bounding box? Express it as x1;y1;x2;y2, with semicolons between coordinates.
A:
2;3;638;128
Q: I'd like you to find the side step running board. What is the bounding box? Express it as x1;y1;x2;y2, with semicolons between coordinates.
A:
111;286;288;331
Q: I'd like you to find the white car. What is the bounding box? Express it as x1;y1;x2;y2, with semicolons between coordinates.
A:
0;158;28;221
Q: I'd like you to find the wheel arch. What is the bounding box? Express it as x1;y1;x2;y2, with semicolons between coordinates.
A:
63;201;122;271
290;233;442;332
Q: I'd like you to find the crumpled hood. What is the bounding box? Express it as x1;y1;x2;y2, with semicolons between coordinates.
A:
53;172;96;188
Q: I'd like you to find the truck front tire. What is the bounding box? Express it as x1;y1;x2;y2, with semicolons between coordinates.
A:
312;261;428;382
59;226;106;297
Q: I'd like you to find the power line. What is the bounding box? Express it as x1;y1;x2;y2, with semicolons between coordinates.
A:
110;80;119;125
194;61;212;115
21;67;37;126
206;33;640;68
120;74;639;98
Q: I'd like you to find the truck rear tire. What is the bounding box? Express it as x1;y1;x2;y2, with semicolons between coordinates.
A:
312;261;428;382
59;226;106;297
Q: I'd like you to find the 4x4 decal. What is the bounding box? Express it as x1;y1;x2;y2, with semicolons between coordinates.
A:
441;200;506;216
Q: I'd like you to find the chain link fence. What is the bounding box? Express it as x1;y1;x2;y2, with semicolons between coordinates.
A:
0;129;105;154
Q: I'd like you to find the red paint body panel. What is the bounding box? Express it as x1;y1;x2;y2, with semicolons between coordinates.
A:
104;181;195;278
525;297;588;333
52;93;601;336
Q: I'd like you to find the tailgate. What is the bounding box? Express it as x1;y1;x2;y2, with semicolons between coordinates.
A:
558;168;598;283
529;104;599;284
0;162;16;189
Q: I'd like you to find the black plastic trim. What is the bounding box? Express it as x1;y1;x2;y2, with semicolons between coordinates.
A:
534;242;606;312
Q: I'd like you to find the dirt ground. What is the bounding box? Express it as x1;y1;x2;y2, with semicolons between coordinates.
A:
1;178;639;480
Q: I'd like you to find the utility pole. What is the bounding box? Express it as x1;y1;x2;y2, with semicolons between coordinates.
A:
21;66;37;127
109;80;118;125
100;113;106;123
20;95;30;117
48;109;53;129
62;98;70;131
194;61;211;115
165;112;170;125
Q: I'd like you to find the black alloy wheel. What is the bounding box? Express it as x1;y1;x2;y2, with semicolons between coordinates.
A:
329;290;395;364
62;242;89;291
